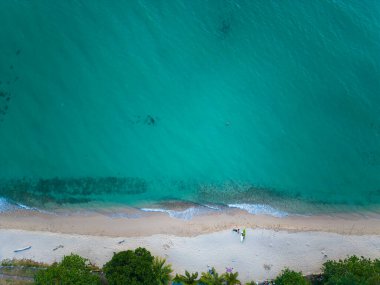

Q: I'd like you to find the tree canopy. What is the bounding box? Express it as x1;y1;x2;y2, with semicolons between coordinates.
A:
153;257;173;285
31;249;380;285
173;270;199;285
274;268;310;285
200;268;225;285
34;254;100;285
103;247;158;285
222;272;241;285
322;255;380;285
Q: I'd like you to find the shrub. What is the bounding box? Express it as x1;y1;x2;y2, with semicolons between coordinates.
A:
200;268;225;285
173;271;199;285
34;254;100;285
322;255;380;285
1;259;47;268
103;247;157;285
274;268;310;285
222;272;241;285
0;280;33;285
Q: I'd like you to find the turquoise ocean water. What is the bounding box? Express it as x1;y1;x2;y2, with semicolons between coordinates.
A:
0;1;380;215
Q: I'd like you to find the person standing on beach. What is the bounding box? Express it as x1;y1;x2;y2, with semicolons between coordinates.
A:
240;228;246;243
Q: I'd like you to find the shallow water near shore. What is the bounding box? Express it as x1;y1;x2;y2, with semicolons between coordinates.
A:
0;1;380;214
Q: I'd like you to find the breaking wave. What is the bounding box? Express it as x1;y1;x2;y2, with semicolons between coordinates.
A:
227;203;288;218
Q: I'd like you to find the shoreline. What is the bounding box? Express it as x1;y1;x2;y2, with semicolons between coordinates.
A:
1;208;380;237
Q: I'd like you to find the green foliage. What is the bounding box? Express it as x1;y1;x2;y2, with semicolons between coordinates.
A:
274;268;310;285
153;257;173;285
0;266;42;279
173;270;199;285
0;279;33;285
222;272;241;285
34;254;100;285
14;249;380;285
1;259;47;268
200;268;225;285
0;259;45;279
103;247;157;285
322;255;380;285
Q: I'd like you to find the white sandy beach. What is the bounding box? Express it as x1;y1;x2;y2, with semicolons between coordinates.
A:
1;210;380;283
1;228;380;283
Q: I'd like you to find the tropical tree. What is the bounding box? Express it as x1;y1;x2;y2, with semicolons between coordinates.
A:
103;247;156;285
153;257;173;285
274;268;310;285
222;272;241;285
245;282;257;285
200;268;225;285
322;255;380;285
173;270;199;285
34;254;100;285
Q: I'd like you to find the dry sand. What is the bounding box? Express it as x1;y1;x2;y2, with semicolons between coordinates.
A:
1;210;380;283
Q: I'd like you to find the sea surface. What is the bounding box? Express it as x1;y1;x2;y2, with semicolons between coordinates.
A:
0;1;380;217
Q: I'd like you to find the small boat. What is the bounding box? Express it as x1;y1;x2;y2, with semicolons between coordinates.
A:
14;246;31;253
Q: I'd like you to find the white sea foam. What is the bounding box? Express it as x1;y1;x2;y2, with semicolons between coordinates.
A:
202;204;221;210
0;197;46;213
16;203;34;210
227;203;288;218
141;203;287;219
0;197;14;212
140;207;204;220
16;202;48;213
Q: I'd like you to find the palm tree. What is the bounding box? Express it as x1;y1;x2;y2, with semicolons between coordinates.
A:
222;272;241;285
245;282;257;285
173;270;199;285
200;268;225;285
152;257;173;285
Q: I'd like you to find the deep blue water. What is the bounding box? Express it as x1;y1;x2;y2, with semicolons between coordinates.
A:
0;1;380;213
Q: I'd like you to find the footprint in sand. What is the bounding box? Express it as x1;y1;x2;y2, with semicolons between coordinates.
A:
263;264;273;271
321;250;328;258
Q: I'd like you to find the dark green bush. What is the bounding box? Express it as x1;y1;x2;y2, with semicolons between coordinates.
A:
34;254;100;285
274;268;310;285
103;247;157;285
322;255;380;285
